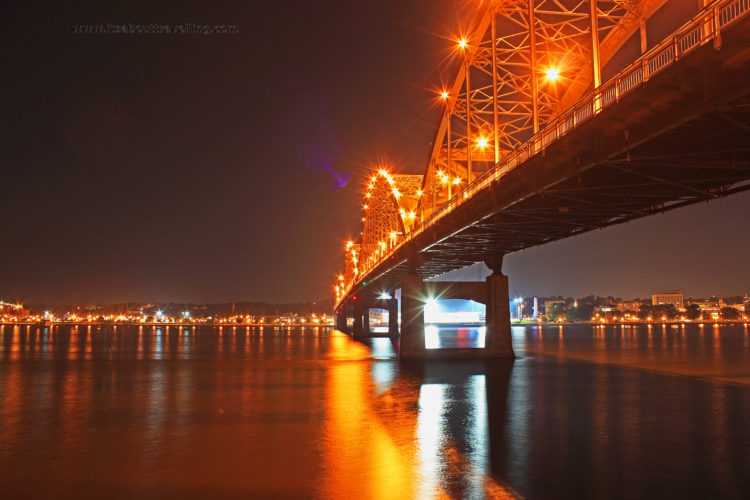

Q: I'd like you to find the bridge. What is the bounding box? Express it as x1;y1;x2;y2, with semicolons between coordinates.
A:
333;0;750;358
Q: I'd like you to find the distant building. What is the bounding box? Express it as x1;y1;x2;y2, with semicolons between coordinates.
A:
368;309;387;325
0;301;27;317
618;300;643;312
652;291;684;310
692;299;722;311
544;300;565;314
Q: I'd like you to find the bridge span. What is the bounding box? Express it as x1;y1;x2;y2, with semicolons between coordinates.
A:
333;0;750;358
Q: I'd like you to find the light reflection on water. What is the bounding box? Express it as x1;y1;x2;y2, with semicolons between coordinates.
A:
425;324;486;349
0;324;749;498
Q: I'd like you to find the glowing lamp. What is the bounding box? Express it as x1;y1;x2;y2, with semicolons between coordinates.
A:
545;67;560;81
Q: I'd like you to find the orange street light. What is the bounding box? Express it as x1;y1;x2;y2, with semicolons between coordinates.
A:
545;67;560;81
458;38;467;49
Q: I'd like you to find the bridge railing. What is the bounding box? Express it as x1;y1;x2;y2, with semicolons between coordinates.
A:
342;0;750;305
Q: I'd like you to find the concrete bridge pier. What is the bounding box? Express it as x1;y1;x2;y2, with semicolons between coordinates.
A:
397;255;514;359
400;272;425;358
484;256;515;358
335;310;346;331
362;308;370;334
352;304;363;336
387;297;399;336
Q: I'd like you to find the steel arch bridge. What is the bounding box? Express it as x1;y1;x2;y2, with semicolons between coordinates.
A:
333;0;750;359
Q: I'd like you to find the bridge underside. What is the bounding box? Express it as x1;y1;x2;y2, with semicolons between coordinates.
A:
347;24;750;294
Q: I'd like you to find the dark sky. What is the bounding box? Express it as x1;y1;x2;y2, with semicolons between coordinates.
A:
2;1;749;304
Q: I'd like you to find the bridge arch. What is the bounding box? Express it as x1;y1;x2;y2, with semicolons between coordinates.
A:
420;0;677;222
342;168;423;287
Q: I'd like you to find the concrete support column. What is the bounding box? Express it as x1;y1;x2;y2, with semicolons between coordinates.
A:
336;310;346;331
387;297;399;336
400;273;425;358
485;256;515;357
362;308;370;333
352;304;363;336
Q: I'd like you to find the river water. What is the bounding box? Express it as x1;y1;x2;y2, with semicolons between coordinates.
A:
1;323;749;499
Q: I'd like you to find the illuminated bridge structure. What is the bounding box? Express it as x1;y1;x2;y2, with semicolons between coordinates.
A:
334;0;750;358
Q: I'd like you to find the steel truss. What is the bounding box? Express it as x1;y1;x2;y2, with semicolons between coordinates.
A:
337;170;423;300
422;0;667;221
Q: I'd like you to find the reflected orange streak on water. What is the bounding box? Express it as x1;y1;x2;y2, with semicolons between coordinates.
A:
323;331;521;499
324;330;416;498
326;329;372;360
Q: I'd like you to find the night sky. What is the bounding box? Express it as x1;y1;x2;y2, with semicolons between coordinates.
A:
2;0;749;304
